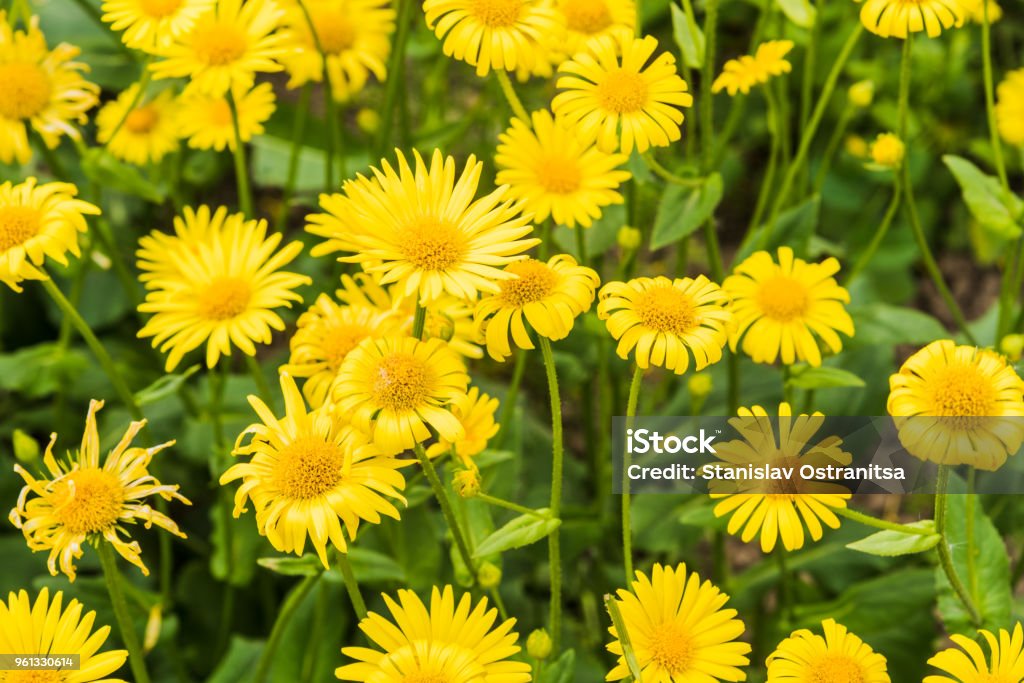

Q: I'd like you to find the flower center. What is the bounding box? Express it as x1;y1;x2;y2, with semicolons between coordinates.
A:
808;655;866;683
470;0;523;27
598;69;648;114
0;206;41;252
139;0;183;17
929;365;997;418
322;323;372;371
0;63;53;120
310;7;356;53
648;623;694;674
124;105;160;134
2;671;66;683
536;155;582;194
371;352;429;411
198;276;252;321
499;259;558;307
51;468;124;535
756;276;809;322
635;285;698;335
271;435;346;499
192;23;248;65
399;218;466;272
562;0;613;33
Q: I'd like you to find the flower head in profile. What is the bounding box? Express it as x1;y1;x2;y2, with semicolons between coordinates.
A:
221;373;408;568
0;178;100;293
96;84;181;166
553;33;693;154
0;14;99;164
767;619;890;682
137;206;311;371
9;400;189;582
101;0;215;52
306;149;538;303
710;403;852;553
859;0;966;38
474;254;600;361
177;82;276;151
556;0;635;56
869;132;904;169
962;0;1002;23
723;247;854;367
606;563;750;682
996;69;1024;147
598;275;731;374
712;40;794;96
496;110;631;228
426;387;500;467
0;588;127;680
336;585;531;682
925;623;1024;683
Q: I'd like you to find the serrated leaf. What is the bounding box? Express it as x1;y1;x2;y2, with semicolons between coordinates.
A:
776;0;817;27
650;174;723;250
787;366;867;389
134;365;199;406
670;1;704;68
846;521;940;556
944;155;1023;240
473;510;559;557
81;148;165;202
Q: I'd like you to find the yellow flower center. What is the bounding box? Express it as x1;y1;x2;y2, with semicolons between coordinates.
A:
193;23;248;65
648;623;694;674
598;69;648;114
310;7;356;53
124;105;160;134
271;435;345;499
139;0;183;17
0;206;40;252
0;63;53;120
499;259;557;307
371;352;429;411
756;276;809;322
536;155;582;194
52;468;124;535
2;671;65;683
321;323;371;371
470;0;523;27
807;655;866;683
764;456;801;496
635;285;697;335
399;218;466;272
198;276;252;321
562;0;613;34
929;365;997;418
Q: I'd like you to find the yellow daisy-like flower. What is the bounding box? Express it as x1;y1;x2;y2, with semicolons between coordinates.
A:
859;0;966;38
0;588;128;681
712;39;794;96
306;149;538;303
606;563;750;682
280;0;394;101
220;373;408;568
767;619;890;682
423;0;561;77
495;110;631;228
996;69;1024;147
150;0;290;96
101;0;216;52
0;178;100;293
426;387;500;467
282;293;404;407
137;207;311;371
96;85;181;166
887;340;1024;470
556;0;634;56
597;275;731;374
136;203;225;286
710;403;853;553
553;33;693;154
176;82;276;151
962;0;1002;23
9;400;190;582
474;254;600;361
0;14;99;165
869;132;904;168
723;247;854;367
332;336;469;455
337;585;531;683
925;623;1024;683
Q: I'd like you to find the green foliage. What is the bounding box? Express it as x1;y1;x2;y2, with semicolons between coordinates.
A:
846;522;941;557
650;174;723;250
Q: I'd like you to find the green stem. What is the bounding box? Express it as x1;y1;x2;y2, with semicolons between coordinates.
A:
699;0;718;172
494;69;530;123
622;365;643;584
275;83;312;233
414;443;478;583
494;348;526;449
245;354;274;409
538;337;563;653
412;301;427;339
834;505;933;535
643;153;705;187
746;86;782;238
813;107;854;191
476;492;547;518
605;594;642;682
105;62;152;145
254;574;320;683
295;0;337;191
227;90;253;217
98;543;152;683
777;549;791;623
574;227;588;264
981;4;1009;192
934;466;982;627
336;550;368;619
375;0;413;158
844;178;901;284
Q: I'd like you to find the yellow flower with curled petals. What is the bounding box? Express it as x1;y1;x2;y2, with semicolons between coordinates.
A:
767;619;890;682
859;0;966;38
426;387;500;467
712;40;794;96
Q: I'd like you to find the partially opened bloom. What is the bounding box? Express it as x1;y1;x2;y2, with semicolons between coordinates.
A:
426;387;500;467
767;619;890;682
925;623;1024;683
859;0;966;38
474;254;600;361
0;178;100;292
96;85;181;166
553;33;693;154
723;247;854;366
869;132;904;168
336;585;531;682
9;400;189;582
712;40;794;96
996;69;1024;146
606;563;750;682
177;82;276;151
101;0;215;52
556;0;634;56
221;373;408;568
598;275;731;374
495;110;631;228
0;588;128;681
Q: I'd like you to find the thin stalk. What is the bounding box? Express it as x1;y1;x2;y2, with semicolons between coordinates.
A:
746;86;782;238
336;551;368;619
643;153;705;186
495;69;530;123
295;0;337;191
844;179;901;284
538;337;564;652
227;91;253;217
245;354;274;409
574;227;588;264
375;0;413;158
777;549;791;622
476;492;547;518
622;365;643;584
275;83;312;232
412;302;427;339
413;443;478;583
934;466;982;627
98;543;152;683
834;505;934;535
981;3;1009;191
698;0;725;283
494;348;527;449
254;574;320;683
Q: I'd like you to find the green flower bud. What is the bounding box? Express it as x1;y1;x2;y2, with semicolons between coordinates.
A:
527;628;553;660
477;561;502;588
12;429;40;463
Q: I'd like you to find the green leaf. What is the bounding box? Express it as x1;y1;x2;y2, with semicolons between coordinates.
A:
944;155;1023;240
210;503;265;587
650;174;723;250
0;343;89;397
80;148;165;202
206;637;262;683
345;548;407;583
736;195;820;262
670;1;704;68
257;555;323;577
538;649;576;683
134;365;199;406
846;303;949;347
473;510;560;558
786;365;867;390
776;0;817;27
846;521;940;556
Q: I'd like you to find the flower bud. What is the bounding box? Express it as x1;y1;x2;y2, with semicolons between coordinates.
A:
845;135;869;158
688;373;713;399
527;628;553;660
617;225;642;252
477;561;502;588
848;80;874;108
453;469;480;498
356;108;380;135
12;429;39;463
1001;334;1024;362
870;133;905;169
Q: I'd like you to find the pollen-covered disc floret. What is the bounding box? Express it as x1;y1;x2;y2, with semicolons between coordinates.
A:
925;623;1024;683
767;619;891;682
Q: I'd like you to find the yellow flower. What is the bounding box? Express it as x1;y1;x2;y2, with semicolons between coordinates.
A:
495;110;631;228
556;0;635;56
220;373;408;568
0;588;127;680
453;467;482;497
150;0;290;96
848;79;875;108
845;134;869;158
0;178;100;292
723;247;854;366
606;563;750;682
137;206;311;371
710;403;852;553
426;386;500;466
423;0;561;77
996;69;1024;147
280;0;394;101
925;623;1024;683
869;132;904;168
331;336;470;455
859;0;966;38
767;619;890;682
336;585;531;682
136;204;225;284
0;14;99;165
712;39;794;96
96;84;181;166
9;400;189;582
961;0;1002;22
597;275;731;374
887;339;1024;470
176;82;276;151
474;254;600;361
306;149;538;303
101;0;216;52
553;33;693;154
